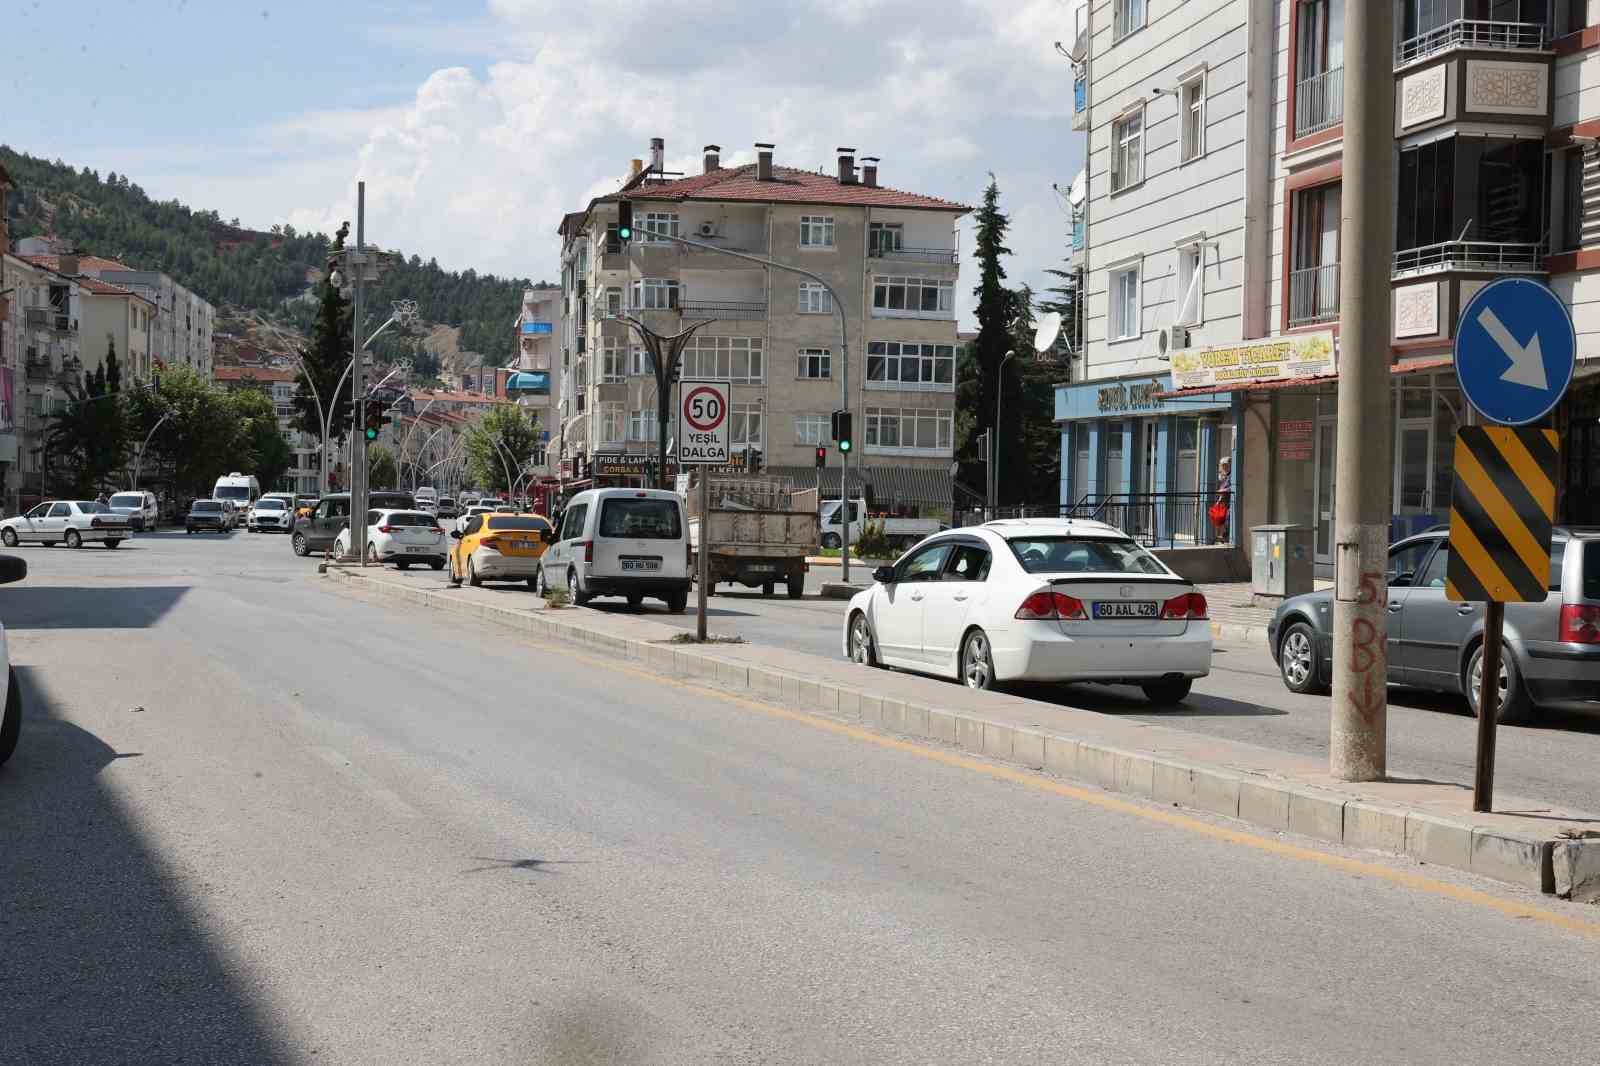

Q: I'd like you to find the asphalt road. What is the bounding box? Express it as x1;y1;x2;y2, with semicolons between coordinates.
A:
4;529;1599;1064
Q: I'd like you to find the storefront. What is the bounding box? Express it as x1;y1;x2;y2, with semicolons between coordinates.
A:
1559;369;1600;527
1054;373;1237;545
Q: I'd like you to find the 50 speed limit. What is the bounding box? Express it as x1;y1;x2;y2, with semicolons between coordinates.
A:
679;379;731;464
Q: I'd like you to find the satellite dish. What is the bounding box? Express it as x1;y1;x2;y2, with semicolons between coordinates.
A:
1067;169;1086;208
1034;311;1063;354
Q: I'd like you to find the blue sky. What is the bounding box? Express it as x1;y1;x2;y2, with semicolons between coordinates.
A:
6;0;1086;324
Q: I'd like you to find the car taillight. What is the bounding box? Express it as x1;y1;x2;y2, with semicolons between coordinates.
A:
581;540;593;563
90;518;103;528
1162;592;1208;620
1015;591;1087;620
429;527;444;535
1559;604;1600;644
377;525;393;533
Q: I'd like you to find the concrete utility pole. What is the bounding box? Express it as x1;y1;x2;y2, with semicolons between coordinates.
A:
1330;1;1395;782
350;182;370;565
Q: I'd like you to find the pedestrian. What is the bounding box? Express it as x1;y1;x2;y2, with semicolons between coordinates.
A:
1208;455;1232;544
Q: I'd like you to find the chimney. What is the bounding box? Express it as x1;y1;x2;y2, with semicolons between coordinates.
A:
755;142;774;181
630;158;643;178
58;252;80;276
836;147;857;184
649;137;665;174
703;144;722;174
861;156;879;188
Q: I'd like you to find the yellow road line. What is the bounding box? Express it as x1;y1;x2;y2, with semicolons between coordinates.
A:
569;646;1600;940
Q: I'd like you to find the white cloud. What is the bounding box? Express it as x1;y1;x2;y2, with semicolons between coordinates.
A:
267;0;1087;324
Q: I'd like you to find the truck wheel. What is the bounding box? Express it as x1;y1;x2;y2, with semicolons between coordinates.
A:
665;591;688;613
627;593;644;609
787;574;804;599
762;580;775;597
822;533;841;550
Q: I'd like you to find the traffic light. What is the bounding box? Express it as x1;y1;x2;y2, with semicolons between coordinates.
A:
363;399;390;442
814;445;827;469
831;409;853;453
617;201;633;244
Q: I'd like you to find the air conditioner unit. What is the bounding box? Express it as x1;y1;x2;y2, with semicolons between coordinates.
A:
696;221;717;238
1157;325;1190;357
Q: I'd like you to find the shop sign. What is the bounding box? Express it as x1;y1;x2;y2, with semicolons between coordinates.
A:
1096;380;1163;412
1278;418;1313;461
592;453;679;479
1171;331;1336;391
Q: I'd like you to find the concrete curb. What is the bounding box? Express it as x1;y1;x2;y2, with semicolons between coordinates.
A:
819;581;869;601
321;567;1600;901
1211;619;1271;645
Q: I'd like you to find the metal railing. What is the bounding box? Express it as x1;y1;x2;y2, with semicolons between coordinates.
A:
1293;65;1344;138
1074;75;1087;113
1064;492;1224;549
1288;262;1340;326
1392;239;1543;276
25;358;52;381
867;246;959;264
679;300;767;320
1396;19;1544;64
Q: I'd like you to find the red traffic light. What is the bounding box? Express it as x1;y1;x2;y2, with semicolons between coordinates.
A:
814;445;827;468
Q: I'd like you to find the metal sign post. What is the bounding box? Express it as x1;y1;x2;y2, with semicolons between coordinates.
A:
680;379;731;641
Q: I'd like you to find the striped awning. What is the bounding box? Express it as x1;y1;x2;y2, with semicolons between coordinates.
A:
766;463;954;507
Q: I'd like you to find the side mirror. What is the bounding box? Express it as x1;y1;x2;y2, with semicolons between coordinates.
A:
0;554;26;585
872;565;896;585
450;530;462;540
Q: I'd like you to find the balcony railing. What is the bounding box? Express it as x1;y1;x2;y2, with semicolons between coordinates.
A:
1293;65;1344;138
25;358;52;381
867;246;959;264
1396;19;1544;65
1288;262;1340;327
1073;75;1086;113
679;300;767;320
1063;492;1229;549
1392;239;1543;276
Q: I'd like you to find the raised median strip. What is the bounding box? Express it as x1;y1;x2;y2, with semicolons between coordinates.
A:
323;567;1600;902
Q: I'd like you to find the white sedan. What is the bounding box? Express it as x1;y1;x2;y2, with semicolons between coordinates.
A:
841;518;1211;703
334;508;448;569
0;500;133;549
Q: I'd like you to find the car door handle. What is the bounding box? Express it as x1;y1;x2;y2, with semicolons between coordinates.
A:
910;593;924;602
1388;603;1403;613
953;593;969;602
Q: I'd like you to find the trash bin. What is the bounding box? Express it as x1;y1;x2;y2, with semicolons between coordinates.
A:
1251;524;1313;599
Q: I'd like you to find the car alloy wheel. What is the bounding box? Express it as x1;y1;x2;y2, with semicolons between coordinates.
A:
535;567;549;596
961;629;994;691
292;533;309;557
849;614;878;667
1281;628;1314;689
1465;642;1532;724
64;529;82;549
0;529;15;548
366;543;379;564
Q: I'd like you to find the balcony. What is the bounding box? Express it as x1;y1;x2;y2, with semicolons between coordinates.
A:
1288;263;1340;327
1397;19;1544;66
867;245;959;265
1293;66;1344;139
25;357;52;382
679;300;767;321
1392;239;1543;277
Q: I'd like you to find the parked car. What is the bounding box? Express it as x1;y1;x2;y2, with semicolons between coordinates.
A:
0;500;132;549
107;490;159;531
451;512;554;588
291;491;416;556
186;500;230;533
841;519;1211;701
0;553;28;767
248;497;294;533
539;488;691;611
335;508;447;569
1269;527;1600;722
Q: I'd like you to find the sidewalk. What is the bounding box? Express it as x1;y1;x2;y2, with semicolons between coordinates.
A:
322;566;1600;902
1199;579;1334;644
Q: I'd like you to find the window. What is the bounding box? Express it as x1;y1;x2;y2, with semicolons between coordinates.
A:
865;342;956;390
898;542;953;582
871;275;955;317
1387;539;1438;587
1111;107;1144;191
797;348;832;379
1555;0;1590;36
864;407;954;453
629;346;654;376
559;503;587;541
1417;543;1451;589
628;408;658;442
1396;136;1542;253
601;342;625;383
682;336;764;383
630;278;680;310
599;497;682;539
729;402;763;448
1564;148;1586;252
1109;265;1140;341
868;222;903;255
596;402;624;444
944;544;992;581
1175;245;1203;326
799;215;835;248
1295;0;1345;138
1113;0;1146;40
574;358;587;390
605;223;622;254
794;414;829;445
798;282;833;314
640;211;679;243
1180;75;1205;162
605;288;622;315
1008;536;1169;575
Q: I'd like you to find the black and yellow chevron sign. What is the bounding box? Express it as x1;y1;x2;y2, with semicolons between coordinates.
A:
1446;426;1559;603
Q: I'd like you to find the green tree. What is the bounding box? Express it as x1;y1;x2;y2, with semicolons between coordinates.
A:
963;174;1024;507
292;264;354;445
464;405;542;492
228;385;294;491
367;443;398;490
44;341;129;496
125;366;239;502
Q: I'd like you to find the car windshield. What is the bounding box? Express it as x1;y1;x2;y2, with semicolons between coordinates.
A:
215;486;250;501
109;495;144;508
74;501;110;514
1006;535;1170;576
598;498;681;539
192;502;222;513
383;512;435;527
487;517;551;532
255;499;285;510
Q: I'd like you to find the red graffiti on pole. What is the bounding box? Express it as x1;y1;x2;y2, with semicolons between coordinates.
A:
1346;571;1386;723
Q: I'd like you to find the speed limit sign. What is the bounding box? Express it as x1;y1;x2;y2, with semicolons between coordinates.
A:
679;379;731;464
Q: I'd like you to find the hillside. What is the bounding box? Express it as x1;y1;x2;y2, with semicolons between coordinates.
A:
0;146;545;366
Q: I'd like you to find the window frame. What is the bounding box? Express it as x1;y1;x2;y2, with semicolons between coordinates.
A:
1563;147;1586;253
1180;71;1206;164
630;277;680;310
864;341;957;391
863;406;954;455
870;275;956;319
1110;105;1145;193
627;407;659;442
728;401;764;449
681;335;765;384
1175;242;1204;327
1108;261;1142;342
595;401;625;445
868;222;904;255
794;413;829;446
798;281;833;314
799;215;836;249
1113;0;1147;43
600;341;625;384
639;211;680;243
797;347;832;380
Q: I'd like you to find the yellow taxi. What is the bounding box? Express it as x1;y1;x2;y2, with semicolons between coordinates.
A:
448;511;555;588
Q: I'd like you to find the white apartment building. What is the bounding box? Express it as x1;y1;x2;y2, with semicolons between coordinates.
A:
1064;0;1600;575
508;284;560;477
213;366;322;495
1;251;84;510
555;139;969;513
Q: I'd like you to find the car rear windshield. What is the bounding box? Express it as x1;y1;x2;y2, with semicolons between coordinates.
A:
384;512;436;527
1006;536;1170;576
109;495;144;508
215;486;250;501
192;502;222;513
599;498;682;539
370;494;414;510
1584;541;1600;601
487;517;551;532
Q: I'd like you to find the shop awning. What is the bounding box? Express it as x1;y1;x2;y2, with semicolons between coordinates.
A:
766;464;954;505
1155;356;1453;399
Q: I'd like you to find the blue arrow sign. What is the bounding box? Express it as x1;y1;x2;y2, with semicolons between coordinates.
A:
1454;277;1575;426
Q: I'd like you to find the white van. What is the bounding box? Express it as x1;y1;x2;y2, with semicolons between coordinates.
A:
539;488;690;612
107;490;159;530
213;473;261;510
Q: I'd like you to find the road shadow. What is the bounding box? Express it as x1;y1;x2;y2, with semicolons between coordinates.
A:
589;601;755;619
0;586;189;629
0;668;292;1064
1012;681;1289;718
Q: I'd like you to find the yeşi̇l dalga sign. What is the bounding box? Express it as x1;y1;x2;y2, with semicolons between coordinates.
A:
1170;330;1336;391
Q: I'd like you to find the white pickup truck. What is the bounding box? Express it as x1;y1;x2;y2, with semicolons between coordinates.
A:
818;498;942;552
686;474;818;598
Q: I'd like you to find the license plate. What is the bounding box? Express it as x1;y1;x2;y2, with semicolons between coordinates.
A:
747;564;777;573
406;546;429;553
1093;601;1158;619
621;559;661;572
510;540;536;550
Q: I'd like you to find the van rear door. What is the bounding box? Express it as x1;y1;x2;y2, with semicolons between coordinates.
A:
594;494;685;579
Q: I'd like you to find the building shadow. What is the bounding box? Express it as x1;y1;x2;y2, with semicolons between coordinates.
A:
1013;681;1289;718
0;668;292;1064
0;586;189;629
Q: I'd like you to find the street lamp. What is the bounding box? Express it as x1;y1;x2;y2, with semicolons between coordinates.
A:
132;412;173;490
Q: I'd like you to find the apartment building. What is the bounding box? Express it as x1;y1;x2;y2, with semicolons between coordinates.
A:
556;139;969;513
1064;0;1600;574
212;365;322;495
507;284;560;479
1;251;84;509
0;163;14;505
